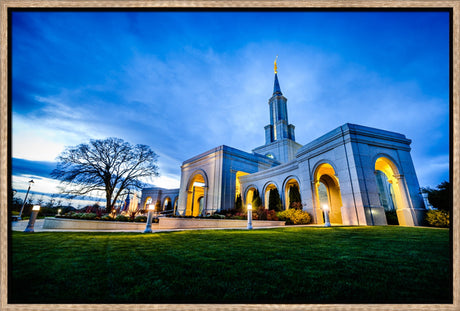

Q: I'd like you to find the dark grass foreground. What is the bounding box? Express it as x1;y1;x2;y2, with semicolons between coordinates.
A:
10;226;451;304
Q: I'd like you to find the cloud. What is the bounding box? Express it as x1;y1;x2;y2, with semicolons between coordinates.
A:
12;158;56;177
11;11;449;193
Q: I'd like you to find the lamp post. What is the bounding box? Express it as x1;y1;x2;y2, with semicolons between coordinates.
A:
322;204;331;227
144;204;155;233
18;179;34;220
247;203;253;230
24;205;40;233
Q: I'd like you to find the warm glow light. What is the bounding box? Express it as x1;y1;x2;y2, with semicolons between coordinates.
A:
32;205;40;211
148;204;155;211
58;209;62;213
322;204;329;212
247;203;252;210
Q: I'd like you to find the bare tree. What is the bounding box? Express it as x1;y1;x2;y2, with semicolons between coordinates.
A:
51;137;159;213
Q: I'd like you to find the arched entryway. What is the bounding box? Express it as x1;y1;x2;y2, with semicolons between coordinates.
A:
235;171;249;199
244;186;259;211
186;171;208;217
264;183;282;211
375;156;413;226
314;163;343;225
162;197;173;212
284;177;301;210
143;197;153;209
173;197;179;215
235;171;250;211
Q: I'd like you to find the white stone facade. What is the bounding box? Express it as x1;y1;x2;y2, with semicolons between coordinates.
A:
141;72;426;226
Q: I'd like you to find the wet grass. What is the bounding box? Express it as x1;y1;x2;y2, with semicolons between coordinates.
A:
9;226;451;304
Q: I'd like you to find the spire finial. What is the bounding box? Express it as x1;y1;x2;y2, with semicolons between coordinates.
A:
274;55;278;74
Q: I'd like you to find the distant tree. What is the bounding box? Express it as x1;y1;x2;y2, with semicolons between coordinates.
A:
11;189;23;212
45;195;56;209
268;188;282;212
27;194;35;206
52;137;159;213
36;195;45;207
421;181;451;212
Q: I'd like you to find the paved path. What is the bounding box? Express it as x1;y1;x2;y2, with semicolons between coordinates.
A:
11;219;324;233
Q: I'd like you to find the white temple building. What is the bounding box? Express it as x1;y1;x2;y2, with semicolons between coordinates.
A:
141;62;426;226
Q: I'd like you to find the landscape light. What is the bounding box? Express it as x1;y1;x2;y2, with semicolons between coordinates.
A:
24;204;40;233
247;203;253;230
322;204;331;227
144;204;155;233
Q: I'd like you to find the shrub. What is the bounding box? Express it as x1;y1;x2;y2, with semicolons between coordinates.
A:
277;209;311;225
290;201;303;210
115;215;130;222
71;213;84;219
101;215;112;221
425;210;449;228
134;215;147;222
385;210;399;225
256;207;278;221
152;217;159;223
80;213;97;220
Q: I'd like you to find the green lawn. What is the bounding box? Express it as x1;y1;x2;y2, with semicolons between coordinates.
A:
10;226;451;304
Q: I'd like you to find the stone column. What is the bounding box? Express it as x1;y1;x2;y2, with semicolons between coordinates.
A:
191;187;196;216
203;186;208;216
312;180;323;224
394;174;415;226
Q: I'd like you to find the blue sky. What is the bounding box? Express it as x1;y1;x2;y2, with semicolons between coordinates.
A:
11;11;450;206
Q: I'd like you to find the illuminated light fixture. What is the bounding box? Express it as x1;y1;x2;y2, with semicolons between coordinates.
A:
24;205;40;233
322;204;331;227
247;203;253;230
144;204;156;233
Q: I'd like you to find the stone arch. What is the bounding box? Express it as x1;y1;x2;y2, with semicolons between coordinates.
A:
374;155;414;226
372;153;402;175
185;169;209;217
235;170;250;203
311;159;341;181
173;196;179;215
313;162;343;225
243;184;259;210
186;169;209;191
162;196;172;211
283;175;301;210
143;196;153;210
262;181;281;211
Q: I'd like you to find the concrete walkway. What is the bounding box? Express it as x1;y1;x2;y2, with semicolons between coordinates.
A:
11;219;323;233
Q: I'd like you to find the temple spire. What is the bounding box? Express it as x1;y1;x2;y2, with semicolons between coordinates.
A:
273;56;282;95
